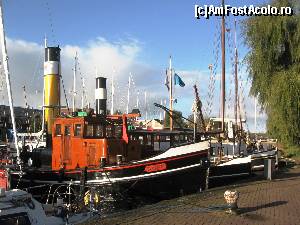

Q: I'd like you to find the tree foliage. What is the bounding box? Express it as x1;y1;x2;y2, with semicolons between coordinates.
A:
242;0;300;145
164;110;187;128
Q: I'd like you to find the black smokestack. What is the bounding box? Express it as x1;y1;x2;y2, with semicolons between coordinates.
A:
95;77;107;115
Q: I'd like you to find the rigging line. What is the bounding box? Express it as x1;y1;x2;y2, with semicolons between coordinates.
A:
22;85;30;132
61;77;70;114
31;51;44;87
206;18;221;117
76;59;88;108
45;1;57;45
226;20;238;119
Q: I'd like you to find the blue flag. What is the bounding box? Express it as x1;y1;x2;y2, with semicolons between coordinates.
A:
164;69;170;90
174;73;185;87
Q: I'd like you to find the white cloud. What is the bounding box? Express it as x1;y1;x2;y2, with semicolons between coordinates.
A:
0;37;166;116
0;37;266;132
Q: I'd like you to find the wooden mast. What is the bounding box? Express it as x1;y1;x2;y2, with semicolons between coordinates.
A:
234;19;239;155
221;0;226;132
234;19;238;132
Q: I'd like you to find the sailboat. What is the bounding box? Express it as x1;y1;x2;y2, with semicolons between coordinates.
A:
207;14;278;183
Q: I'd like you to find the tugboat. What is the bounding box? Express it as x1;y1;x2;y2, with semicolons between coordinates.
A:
6;45;210;203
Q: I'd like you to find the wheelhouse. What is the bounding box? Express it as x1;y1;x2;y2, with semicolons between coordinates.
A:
51;114;198;171
51;115;127;170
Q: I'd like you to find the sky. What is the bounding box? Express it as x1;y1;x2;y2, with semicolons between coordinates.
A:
0;0;271;132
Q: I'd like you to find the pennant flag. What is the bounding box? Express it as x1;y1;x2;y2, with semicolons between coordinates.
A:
174;73;185;87
164;69;170;90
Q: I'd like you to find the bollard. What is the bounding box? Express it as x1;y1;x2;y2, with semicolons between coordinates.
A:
224;190;239;214
264;158;275;180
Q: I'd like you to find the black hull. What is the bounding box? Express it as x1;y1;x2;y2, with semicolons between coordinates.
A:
208;162;251;188
10;150;209;203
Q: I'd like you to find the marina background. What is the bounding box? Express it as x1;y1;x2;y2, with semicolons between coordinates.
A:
0;0;268;133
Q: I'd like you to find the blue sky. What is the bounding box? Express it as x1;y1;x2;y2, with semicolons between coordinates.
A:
4;0;268;67
0;0;271;132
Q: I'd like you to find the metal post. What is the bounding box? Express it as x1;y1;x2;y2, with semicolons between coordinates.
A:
169;56;173;131
81;77;85;110
72;52;77;112
127;73;131;114
0;0;20;163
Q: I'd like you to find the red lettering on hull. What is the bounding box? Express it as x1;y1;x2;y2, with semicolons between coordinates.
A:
144;163;167;173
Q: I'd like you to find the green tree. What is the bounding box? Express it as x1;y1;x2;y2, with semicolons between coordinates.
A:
164;110;187;128
242;0;300;145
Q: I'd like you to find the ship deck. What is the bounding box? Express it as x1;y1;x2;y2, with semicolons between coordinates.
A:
82;160;300;225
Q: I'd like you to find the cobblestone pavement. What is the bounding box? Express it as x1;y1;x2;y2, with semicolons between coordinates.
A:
82;164;300;225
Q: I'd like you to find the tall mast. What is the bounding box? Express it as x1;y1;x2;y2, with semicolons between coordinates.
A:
0;0;20;163
144;91;148;120
169;56;173;130
41;36;47;133
72;52;77;112
160;99;163;121
136;90;139;109
221;0;226;132
110;69;115;115
126;73;131;114
233;19;239;155
234;19;238;129
81;77;85;110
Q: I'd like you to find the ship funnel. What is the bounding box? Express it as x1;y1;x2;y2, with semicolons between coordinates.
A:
95;77;107;115
44;46;61;134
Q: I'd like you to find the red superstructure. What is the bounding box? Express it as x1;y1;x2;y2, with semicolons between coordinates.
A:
51;114;140;170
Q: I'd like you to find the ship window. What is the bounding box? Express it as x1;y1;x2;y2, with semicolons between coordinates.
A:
115;125;122;138
55;124;61;136
74;124;82;136
106;125;113;138
85;124;94;137
65;125;71;136
95;125;104;137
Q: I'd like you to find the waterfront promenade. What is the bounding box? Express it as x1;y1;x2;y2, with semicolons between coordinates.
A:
83;162;300;225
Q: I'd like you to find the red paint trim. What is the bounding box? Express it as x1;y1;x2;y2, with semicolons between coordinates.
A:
144;163;167;173
59;150;208;174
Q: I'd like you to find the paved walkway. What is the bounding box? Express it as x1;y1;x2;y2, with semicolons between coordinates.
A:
83;163;300;225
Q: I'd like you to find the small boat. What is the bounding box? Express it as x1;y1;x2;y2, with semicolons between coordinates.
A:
0;188;92;225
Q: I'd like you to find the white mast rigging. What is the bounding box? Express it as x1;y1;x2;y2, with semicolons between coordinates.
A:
110;69;115;115
72;52;78;112
126;73;132;114
169;56;173;130
0;0;20;163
